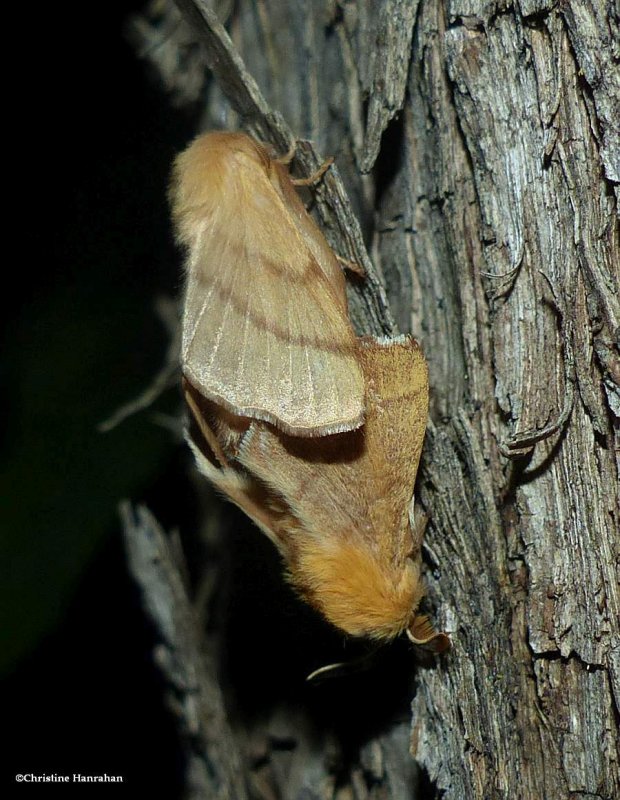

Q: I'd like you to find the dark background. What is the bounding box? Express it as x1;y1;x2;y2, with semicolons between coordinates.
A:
1;6;428;797
2;2;197;793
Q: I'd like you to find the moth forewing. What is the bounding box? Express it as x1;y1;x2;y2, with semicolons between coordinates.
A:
268;159;350;308
170;131;365;437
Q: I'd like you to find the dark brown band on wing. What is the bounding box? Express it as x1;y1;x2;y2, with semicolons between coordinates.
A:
186;267;358;355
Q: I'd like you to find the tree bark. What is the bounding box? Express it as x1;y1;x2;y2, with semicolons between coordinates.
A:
127;1;619;798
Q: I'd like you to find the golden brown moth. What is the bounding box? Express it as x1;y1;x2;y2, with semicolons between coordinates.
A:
172;130;448;651
183;338;447;649
170;131;365;437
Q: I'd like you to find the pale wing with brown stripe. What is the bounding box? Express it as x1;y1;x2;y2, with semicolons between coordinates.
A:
170;131;365;437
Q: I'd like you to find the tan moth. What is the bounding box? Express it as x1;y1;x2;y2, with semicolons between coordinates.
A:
171;131;448;651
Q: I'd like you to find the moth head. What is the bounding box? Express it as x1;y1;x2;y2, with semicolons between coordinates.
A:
289;538;426;642
287;534;450;652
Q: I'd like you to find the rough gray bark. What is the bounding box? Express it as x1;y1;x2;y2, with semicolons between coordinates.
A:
121;503;248;800
127;1;619;798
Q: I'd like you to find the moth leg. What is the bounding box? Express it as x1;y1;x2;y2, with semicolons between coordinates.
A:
183;379;231;469
276;141;334;186
336;253;366;279
275;139;297;165
291;156;334;187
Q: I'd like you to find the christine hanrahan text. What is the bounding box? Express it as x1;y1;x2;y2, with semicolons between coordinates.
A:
16;774;123;784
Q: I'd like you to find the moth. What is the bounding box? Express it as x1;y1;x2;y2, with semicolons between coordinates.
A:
171;131;448;650
170;131;364;437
